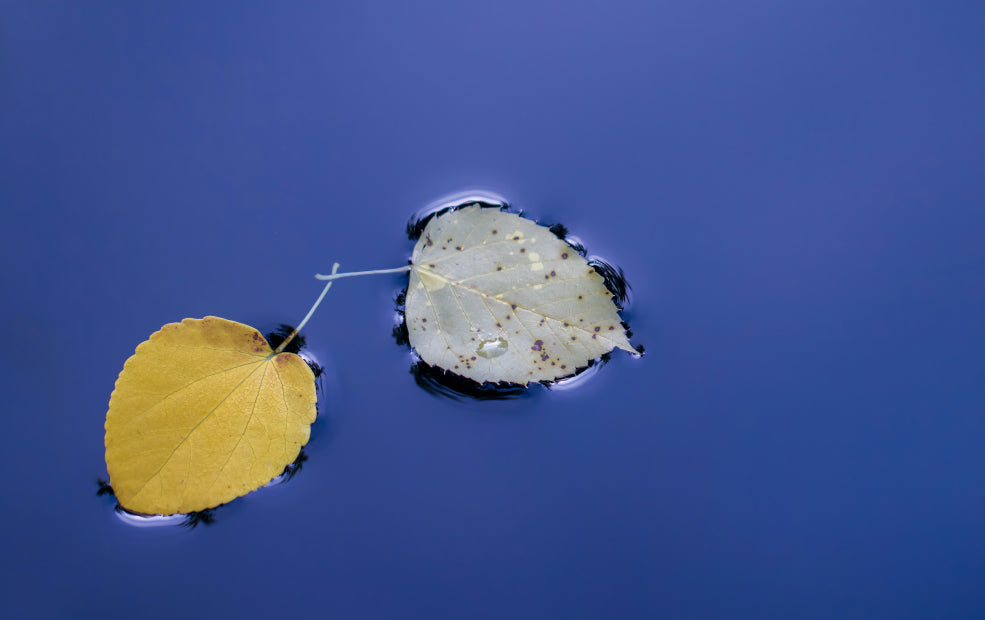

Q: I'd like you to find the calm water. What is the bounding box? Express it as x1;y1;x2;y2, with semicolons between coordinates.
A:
3;2;984;618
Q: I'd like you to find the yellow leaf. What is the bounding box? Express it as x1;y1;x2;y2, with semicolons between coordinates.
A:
104;316;317;515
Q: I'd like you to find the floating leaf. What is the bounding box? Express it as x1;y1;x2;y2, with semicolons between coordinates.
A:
101;202;641;520
104;317;317;515
404;206;634;384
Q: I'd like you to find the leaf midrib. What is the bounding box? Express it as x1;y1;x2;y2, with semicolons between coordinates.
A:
412;264;627;347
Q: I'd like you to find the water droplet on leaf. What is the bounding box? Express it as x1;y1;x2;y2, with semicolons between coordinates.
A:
475;336;509;359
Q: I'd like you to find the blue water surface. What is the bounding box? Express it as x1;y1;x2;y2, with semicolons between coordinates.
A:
2;1;984;618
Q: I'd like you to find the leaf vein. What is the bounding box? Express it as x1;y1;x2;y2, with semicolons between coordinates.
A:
125;361;267;507
207;361;269;494
117;359;264;433
417;272;455;356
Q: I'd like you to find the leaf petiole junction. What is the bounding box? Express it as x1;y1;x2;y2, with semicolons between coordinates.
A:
273;263;412;355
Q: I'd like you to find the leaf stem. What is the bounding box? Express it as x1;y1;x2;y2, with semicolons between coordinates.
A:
314;265;411;281
273;262;341;355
